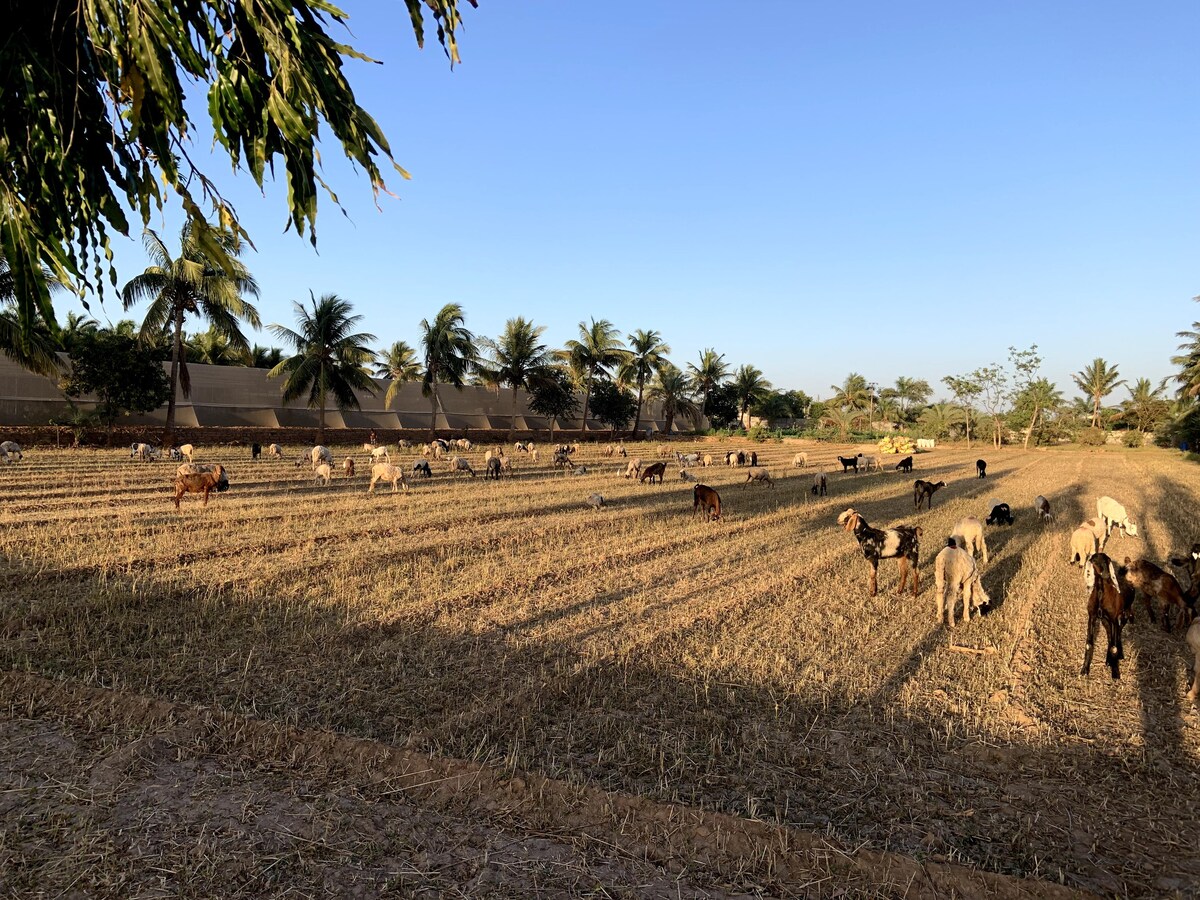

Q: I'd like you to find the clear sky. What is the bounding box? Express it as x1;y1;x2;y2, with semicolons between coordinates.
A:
76;1;1199;404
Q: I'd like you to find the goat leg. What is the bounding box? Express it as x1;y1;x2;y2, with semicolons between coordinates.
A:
869;562;879;597
1081;616;1097;676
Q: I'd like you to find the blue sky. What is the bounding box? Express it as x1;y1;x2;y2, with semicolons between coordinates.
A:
78;1;1199;403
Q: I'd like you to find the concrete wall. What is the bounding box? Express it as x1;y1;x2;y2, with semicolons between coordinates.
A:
0;356;699;440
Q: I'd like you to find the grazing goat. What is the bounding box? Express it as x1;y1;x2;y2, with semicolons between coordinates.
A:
370;446;391;463
1097;496;1138;547
343;457;355;478
1034;495;1053;523
640;461;667;484
623;458;643;479
267;443;283;459
586;493;605;509
702;453;713;467
1069;519;1106;567
913;479;946;511
976;459;987;478
1081;552;1131;679
837;508;921;597
570;464;590;476
0;441;22;462
1187;619;1200;704
1123;558;1192;632
179;443;195;462
173;464;228;510
679;469;700;483
837;455;859;473
299;446;332;469
131;442;155;462
743;468;774;488
313;463;333;486
985;502;1014;526
737;450;746;466
412;459;432;478
553;449;573;469
530;448;539;463
485;457;502;479
812;472;827;496
515;441;529;453
725;450;737;466
251;442;261;460
455;438;472;452
749;451;759;467
951;516;988;564
449;456;476;477
895;455;913;474
369;463;410;493
166;448;183;462
398;440;412;449
934;539;991;627
693;484;722;521
793;452;809;468
860;455;880;474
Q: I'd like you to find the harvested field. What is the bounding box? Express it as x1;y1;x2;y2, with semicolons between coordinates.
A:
2;441;1198;896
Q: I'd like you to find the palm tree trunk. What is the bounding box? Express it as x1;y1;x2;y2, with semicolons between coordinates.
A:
318;387;326;445
1092;396;1101;428
964;408;971;449
580;375;593;440
508;385;518;443
428;386;439;439
630;376;645;440
162;305;185;446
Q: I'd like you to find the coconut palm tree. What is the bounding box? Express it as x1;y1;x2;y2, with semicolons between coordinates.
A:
121;220;259;445
647;362;700;435
618;329;670;439
477;318;554;441
1072;358;1125;428
883;376;932;420
419;303;476;439
829;373;871;411
559;318;626;435
60;311;100;355
732;365;773;427
375;340;424;411
0;250;65;377
187;326;250;366
918;403;965;440
268;293;377;445
820;406;864;441
251;345;285;369
1120;377;1171;434
686;348;729;417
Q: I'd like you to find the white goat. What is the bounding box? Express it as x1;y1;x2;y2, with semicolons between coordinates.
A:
1096;496;1138;547
313;463;333;486
586;493;605;509
370;446;390;463
368;463;409;493
950;516;988;564
449;456;475;477
178;443;195;462
934;541;991;627
267;443;283;459
310;446;333;468
679;469;699;483
1186;619;1200;704
1069;519;1106;567
792;452;808;468
623;458;642;479
0;441;23;462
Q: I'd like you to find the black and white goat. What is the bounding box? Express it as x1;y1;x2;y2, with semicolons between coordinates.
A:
837;508;921;597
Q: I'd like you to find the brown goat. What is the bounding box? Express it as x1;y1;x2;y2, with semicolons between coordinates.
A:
640;461;667;484
913;479;946;510
343;457;356;477
1123;558;1193;633
693;484;721;521
173;464;227;510
1081;552;1131;680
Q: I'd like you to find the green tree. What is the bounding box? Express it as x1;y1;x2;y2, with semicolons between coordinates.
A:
250;345;285;369
618;329;670;439
268;293;377;445
882;377;932;421
942;374;982;448
829;373;871;411
559;319;626;435
419;303;476;439
971;364;1008;447
375;340;424;411
478;318;554;441
526;366;579;441
705;382;740;430
918;403;965;440
1120;378;1171;434
820;406;865;440
187;326;250;366
1009;344;1045;449
647;362;701;436
2;1;470;341
121;221;259;445
1072;358;1125;428
60;312;100;356
589;379;638;439
0;250;64;377
1174;299;1200;399
60;330;171;442
1008;378;1064;447
686;348;730;418
733;365;773;427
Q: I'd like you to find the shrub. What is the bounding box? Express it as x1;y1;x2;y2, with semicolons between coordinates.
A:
1077;427;1106;447
1123;430;1144;448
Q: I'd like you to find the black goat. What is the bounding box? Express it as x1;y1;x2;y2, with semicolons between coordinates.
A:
251;442;261;460
986;503;1014;526
976;459;987;478
913;479;946;511
895;455;913;473
412;459;432;478
837;455;859;473
837;508;921;596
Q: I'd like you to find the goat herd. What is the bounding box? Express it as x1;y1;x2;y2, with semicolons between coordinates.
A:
59;438;1191;700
